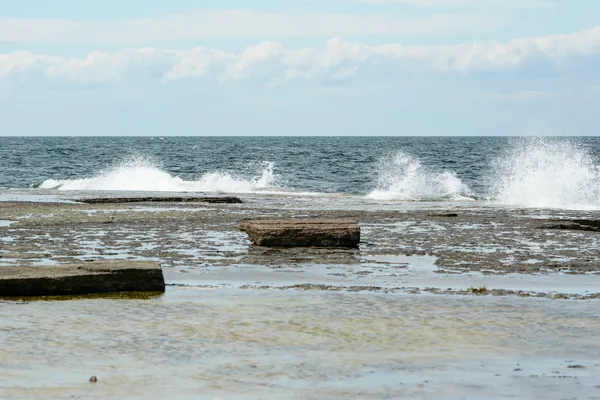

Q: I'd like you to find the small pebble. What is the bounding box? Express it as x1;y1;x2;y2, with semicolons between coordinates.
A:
89;376;98;383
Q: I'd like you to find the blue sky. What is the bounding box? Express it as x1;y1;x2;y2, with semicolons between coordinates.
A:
1;0;599;135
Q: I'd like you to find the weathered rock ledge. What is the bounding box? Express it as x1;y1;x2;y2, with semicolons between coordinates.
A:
540;219;600;232
0;261;165;297
238;218;360;248
77;196;242;204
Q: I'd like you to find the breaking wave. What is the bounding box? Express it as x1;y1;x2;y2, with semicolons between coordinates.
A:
490;137;600;210
367;151;474;201
39;156;283;193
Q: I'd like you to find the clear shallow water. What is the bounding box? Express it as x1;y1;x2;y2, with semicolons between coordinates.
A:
2;288;600;400
166;254;600;296
3;136;600;209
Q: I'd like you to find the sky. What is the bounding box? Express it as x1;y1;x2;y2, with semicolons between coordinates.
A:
1;0;599;136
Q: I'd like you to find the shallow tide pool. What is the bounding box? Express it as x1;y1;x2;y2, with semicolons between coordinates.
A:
1;287;599;400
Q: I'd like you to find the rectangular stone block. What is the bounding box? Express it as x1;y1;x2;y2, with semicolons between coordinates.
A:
0;261;165;298
238;218;360;248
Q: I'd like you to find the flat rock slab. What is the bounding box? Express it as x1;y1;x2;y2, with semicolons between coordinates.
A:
0;261;165;298
238;219;360;248
78;196;242;204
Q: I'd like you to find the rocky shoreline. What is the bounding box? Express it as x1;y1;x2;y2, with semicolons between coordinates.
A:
1;196;599;299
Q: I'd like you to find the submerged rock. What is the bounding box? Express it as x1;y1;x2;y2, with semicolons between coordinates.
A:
428;212;459;218
0;260;165;298
238;218;360;248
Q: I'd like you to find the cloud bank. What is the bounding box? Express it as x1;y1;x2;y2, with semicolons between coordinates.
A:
1;26;599;84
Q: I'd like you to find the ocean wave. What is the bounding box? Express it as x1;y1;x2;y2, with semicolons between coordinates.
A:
490;137;600;210
39;156;283;193
366;151;474;201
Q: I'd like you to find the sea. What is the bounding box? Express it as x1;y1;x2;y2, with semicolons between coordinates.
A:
1;136;600;209
2;136;600;400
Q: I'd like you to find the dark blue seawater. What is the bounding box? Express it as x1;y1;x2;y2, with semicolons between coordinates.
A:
1;136;600;208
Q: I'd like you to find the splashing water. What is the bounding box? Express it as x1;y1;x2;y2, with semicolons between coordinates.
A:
194;162;279;193
40;156;281;193
490;138;600;210
367;151;473;201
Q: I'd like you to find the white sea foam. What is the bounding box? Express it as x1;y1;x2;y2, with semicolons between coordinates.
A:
40;157;283;193
490;137;600;210
367;151;474;201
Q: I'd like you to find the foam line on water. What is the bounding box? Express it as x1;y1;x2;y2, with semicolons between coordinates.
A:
366;151;474;201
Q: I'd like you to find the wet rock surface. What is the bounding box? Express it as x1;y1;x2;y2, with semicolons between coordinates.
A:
238;218;360;248
0;260;165;297
77;196;243;204
1;198;599;297
540;218;600;232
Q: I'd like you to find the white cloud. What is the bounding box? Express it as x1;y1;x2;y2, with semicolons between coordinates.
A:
44;48;175;83
1;26;599;84
0;10;502;44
